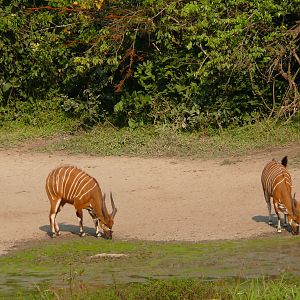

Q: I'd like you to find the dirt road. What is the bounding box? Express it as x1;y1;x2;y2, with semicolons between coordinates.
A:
1;145;300;255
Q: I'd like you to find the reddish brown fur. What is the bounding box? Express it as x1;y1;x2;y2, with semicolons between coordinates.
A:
261;157;299;234
45;166;117;239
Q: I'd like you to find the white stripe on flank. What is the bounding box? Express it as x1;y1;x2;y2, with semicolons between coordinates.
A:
58;168;64;196
63;168;76;199
46;175;55;201
262;163;279;194
272;174;284;192
55;167;64;196
61;167;70;197
69;173;89;200
78;182;97;200
52;169;57;197
67;171;86;200
75;178;94;199
262;161;292;197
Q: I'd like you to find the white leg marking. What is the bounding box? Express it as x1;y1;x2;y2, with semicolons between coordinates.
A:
277;218;282;233
266;198;272;225
50;214;56;234
77;216;86;237
53;199;61;233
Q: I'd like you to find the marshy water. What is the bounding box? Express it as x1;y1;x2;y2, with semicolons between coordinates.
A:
1;234;300;297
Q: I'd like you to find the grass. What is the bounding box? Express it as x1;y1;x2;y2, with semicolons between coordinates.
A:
9;276;300;299
1;117;299;159
0;114;76;149
43;120;300;158
86;277;300;300
2;235;300;298
39;276;300;300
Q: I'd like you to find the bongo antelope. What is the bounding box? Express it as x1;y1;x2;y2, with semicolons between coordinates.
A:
261;156;300;234
45;166;117;239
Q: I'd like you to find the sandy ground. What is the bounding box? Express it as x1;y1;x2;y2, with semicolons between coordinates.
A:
1;145;300;256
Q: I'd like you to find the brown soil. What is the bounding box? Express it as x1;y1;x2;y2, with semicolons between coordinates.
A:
1;144;300;255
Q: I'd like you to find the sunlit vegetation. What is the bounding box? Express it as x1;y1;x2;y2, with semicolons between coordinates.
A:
1;0;299;130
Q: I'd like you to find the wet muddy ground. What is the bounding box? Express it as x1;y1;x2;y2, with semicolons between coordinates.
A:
1;234;300;296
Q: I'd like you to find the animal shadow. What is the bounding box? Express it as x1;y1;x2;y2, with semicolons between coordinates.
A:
39;223;102;237
252;215;276;228
252;215;292;232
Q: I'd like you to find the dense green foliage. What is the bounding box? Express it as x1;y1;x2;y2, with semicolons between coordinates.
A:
0;0;299;129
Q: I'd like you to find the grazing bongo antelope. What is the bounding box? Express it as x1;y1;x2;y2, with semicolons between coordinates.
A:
261;156;300;234
45;166;117;239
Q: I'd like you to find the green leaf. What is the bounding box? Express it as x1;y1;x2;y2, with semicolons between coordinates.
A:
3;83;12;92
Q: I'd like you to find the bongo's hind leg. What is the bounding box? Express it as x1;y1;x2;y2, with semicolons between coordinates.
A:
76;209;86;237
264;191;272;225
49;198;62;238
